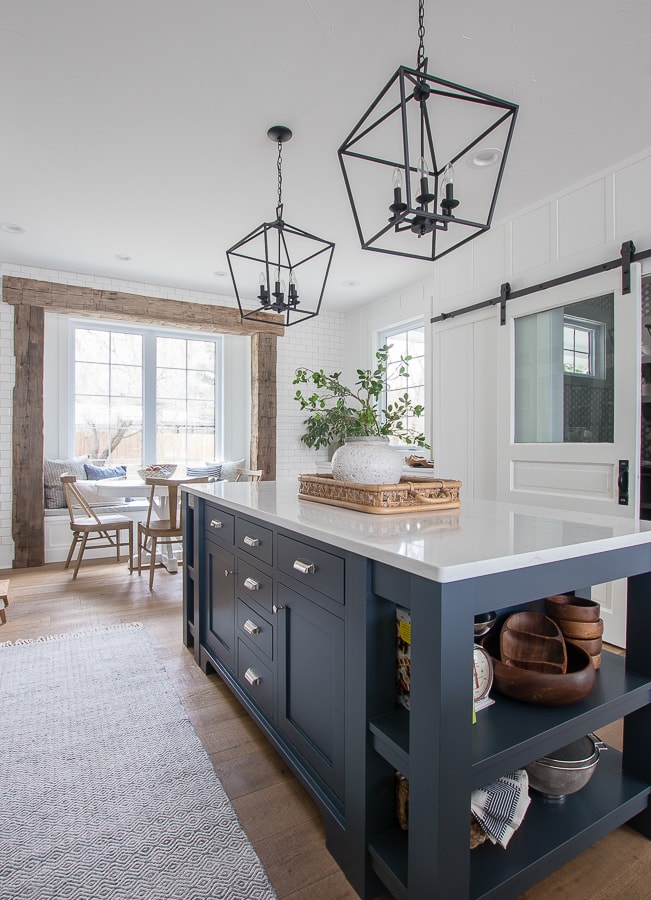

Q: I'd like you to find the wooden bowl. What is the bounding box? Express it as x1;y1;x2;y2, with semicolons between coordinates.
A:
483;631;596;706
557;618;604;640
545;594;600;623
500;613;567;674
565;636;602;657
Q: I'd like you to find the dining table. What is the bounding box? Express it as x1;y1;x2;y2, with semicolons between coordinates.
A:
96;472;223;572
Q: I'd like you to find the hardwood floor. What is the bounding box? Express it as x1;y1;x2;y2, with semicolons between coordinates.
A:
1;559;649;899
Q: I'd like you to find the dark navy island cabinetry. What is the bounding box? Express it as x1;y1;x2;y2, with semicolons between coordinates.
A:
183;481;651;900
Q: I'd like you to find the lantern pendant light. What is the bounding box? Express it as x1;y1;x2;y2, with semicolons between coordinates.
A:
338;0;518;262
227;126;335;327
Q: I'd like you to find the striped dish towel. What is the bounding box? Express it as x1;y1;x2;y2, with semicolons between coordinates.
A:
471;769;531;848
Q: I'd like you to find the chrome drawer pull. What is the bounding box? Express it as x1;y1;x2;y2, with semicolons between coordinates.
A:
244;667;261;686
243;576;260;591
243;619;261;635
293;559;316;575
243;535;260;547
209;519;223;529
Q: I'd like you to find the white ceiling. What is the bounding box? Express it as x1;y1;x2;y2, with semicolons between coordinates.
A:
2;1;651;313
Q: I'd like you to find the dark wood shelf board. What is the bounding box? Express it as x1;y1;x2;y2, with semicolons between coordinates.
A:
470;749;651;899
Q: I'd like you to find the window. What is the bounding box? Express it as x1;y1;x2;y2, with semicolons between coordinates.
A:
563;315;605;378
378;321;425;445
71;321;222;468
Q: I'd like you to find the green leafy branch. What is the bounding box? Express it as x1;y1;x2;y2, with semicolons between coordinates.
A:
293;345;429;451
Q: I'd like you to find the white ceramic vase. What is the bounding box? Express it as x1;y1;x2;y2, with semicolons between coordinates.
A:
332;436;403;484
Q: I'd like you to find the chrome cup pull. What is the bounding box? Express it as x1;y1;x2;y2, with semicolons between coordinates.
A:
293;559;316;575
243;619;261;635
243;576;260;591
244;667;261;686
209;519;223;529
243;535;260;547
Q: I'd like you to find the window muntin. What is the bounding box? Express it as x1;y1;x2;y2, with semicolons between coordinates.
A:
563;316;605;378
71;321;221;468
379;321;425;446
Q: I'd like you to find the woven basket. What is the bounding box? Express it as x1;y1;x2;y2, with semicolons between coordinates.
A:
297;473;461;515
395;773;487;849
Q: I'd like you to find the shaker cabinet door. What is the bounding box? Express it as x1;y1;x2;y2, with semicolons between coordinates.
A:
204;539;236;669
276;582;345;801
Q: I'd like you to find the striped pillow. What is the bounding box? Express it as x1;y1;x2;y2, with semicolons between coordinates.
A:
44;456;90;509
186;464;222;480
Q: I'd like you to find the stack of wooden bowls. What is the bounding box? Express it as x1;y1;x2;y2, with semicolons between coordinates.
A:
545;595;603;668
483;612;596;706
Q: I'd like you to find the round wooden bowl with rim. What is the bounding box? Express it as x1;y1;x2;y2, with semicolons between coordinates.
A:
545;594;600;623
483;630;596;706
557;617;604;640
565;635;602;657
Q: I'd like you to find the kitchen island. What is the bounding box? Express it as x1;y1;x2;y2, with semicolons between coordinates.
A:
182;479;651;900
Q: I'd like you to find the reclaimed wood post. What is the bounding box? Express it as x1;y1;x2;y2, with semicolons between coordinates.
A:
12;303;45;567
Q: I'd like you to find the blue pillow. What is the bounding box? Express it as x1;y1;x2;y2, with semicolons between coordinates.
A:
84;463;127;480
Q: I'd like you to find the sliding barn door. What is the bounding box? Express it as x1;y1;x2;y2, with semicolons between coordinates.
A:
497;265;642;646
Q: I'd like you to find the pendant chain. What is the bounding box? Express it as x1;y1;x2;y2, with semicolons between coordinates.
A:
417;0;426;70
276;140;284;219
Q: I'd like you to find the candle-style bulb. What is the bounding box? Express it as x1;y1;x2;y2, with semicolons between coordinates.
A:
440;162;460;214
258;270;269;305
415;155;434;207
288;270;299;306
389;167;408;220
442;163;455;187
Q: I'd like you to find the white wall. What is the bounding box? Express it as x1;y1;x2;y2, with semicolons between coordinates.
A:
275;310;347;479
0;263;346;568
346;145;651;500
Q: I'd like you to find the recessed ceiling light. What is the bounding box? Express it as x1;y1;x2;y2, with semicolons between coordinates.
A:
115;254;132;261
342;279;360;287
1;222;26;234
213;270;228;277
468;148;502;168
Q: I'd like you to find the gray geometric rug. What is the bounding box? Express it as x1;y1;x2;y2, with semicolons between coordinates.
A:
0;623;276;900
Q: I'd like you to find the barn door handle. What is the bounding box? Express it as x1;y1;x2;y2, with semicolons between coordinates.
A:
618;459;629;506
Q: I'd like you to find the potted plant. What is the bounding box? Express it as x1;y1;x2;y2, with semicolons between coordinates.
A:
293;344;429;483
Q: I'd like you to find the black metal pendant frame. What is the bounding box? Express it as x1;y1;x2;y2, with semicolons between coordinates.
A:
227;216;335;328
338;60;518;262
228;125;335;327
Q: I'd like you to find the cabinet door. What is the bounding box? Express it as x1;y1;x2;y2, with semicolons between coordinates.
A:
276;582;345;800
204;539;236;669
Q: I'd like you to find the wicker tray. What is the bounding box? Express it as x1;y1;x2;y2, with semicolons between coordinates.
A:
297;473;461;515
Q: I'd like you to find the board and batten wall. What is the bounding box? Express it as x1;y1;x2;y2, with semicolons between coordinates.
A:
345;145;651;501
0;263;345;569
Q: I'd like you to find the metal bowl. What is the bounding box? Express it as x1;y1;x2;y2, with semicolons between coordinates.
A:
474;611;497;638
525;734;606;801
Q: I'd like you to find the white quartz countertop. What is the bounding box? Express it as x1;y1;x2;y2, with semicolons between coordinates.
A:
184;479;651;583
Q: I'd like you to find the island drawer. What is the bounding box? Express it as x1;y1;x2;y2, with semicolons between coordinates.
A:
236;561;273;613
237;599;273;661
235;517;273;566
237;640;274;717
277;534;345;604
204;504;235;544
